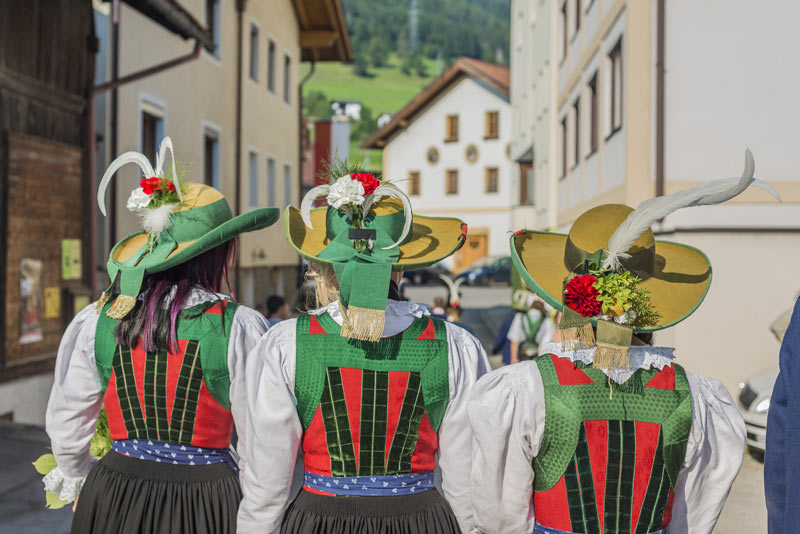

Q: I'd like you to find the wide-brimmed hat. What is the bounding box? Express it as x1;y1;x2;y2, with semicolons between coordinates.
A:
97;137;279;318
288;170;466;340
511;150;779;367
512;204;713;332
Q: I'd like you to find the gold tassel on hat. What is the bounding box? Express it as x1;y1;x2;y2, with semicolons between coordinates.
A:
593;343;630;371
339;305;385;342
106;295;137;319
559;323;596;351
592;319;633;371
558;305;596;351
95;291;111;313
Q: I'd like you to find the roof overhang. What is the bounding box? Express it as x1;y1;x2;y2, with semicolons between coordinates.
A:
362;57;509;149
293;0;352;62
118;0;214;52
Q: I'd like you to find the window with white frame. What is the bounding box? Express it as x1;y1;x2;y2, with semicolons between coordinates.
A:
248;151;258;206
140;100;164;163
249;23;259;81
608;37;623;135
203;127;220;189
267;40;276;92
283;164;292;206
205;0;221;59
266;157;276;205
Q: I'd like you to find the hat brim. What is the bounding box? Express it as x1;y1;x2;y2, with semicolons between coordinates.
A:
110;207;281;273
510;230;712;332
285;205;467;271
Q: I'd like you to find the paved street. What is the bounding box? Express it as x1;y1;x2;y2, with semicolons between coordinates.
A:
0;286;768;533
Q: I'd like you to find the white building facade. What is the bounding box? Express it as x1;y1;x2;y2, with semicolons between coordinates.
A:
510;0;559;232
364;58;513;271
513;0;800;394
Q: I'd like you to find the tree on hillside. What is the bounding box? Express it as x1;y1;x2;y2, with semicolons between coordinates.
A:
303;90;332;119
367;36;390;68
352;106;377;142
352;53;370;77
342;0;510;66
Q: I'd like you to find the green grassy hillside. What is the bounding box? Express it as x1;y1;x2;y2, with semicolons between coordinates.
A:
302;54;443;171
302;54;441;115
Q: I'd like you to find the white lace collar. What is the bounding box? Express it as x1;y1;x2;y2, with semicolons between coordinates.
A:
309;299;430;319
540;342;675;385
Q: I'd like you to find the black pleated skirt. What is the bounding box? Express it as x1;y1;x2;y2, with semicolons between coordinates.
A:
71;451;241;534
281;488;462;534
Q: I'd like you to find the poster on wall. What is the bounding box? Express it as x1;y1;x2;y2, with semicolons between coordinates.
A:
19;258;44;345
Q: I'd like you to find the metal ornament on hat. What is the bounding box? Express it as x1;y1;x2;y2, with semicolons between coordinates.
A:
300;173;413;341
558;149;780;371
96;137;184;318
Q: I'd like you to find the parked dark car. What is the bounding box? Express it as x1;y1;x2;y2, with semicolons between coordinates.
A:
456;256;511;286
402;263;452;285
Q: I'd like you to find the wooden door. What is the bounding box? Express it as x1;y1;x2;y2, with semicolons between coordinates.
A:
456;231;488;272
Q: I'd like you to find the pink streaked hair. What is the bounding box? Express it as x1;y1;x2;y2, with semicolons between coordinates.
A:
115;239;237;353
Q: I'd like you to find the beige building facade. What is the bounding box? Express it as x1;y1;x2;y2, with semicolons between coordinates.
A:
512;0;800;393
102;0;349;309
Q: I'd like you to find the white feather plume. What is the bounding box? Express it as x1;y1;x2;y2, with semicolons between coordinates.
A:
97;152;155;216
155;137;183;202
300;184;331;229
138;203;177;234
602;149;781;271
366;183;413;250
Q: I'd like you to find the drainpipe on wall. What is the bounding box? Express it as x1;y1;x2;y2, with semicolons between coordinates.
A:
87;0;209;296
234;0;246;299
655;0;665;198
296;60;316;289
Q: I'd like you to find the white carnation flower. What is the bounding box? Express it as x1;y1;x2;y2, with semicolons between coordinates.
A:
126;187;152;212
326;175;365;209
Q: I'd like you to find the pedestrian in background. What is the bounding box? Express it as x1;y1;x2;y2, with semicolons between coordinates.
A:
507;297;555;364
266;294;290;326
765;297;800;533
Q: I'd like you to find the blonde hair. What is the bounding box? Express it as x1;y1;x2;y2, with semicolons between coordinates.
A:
306;262;340;308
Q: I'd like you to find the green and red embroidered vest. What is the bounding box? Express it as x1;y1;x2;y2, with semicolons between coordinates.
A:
294;312;450;481
94;298;238;449
532;353;693;534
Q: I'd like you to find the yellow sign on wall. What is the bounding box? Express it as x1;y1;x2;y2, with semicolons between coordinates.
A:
44;287;61;319
61;239;82;280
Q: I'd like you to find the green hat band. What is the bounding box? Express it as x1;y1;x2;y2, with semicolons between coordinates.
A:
318;206;408;341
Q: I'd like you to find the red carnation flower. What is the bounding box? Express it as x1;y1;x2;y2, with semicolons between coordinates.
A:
564;274;602;317
140;177;162;195
166;181;175;192
352;173;380;195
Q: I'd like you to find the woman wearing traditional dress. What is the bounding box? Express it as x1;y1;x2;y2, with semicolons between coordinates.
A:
42;138;279;534
237;169;490;533
468;151;777;534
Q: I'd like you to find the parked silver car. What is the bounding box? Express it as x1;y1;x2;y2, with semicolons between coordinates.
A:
737;366;778;453
736;305;792;454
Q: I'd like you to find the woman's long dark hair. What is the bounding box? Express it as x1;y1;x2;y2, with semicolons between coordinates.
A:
115;239;237;353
